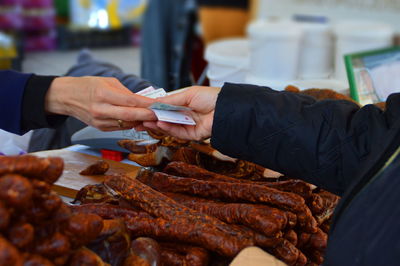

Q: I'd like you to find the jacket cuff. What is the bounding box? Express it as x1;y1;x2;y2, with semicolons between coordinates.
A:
211;83;266;156
21;75;68;131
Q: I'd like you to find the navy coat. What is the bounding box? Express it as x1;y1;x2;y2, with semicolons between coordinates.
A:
0;70;32;134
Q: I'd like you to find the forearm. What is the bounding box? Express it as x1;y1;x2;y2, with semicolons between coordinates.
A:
211;83;397;195
21;75;67;133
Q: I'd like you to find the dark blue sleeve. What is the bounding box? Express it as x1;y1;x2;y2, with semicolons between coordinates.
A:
211;83;400;195
0;70;32;135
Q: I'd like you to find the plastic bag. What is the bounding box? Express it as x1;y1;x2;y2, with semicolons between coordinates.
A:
0;129;32;155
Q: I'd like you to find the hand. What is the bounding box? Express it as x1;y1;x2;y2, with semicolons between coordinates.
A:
138;86;221;140
45;76;157;131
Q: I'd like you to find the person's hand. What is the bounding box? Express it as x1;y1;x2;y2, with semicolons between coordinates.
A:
138;86;221;140
45;76;157;131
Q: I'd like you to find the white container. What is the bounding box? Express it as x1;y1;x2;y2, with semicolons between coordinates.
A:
245;75;290;91
333;20;394;81
205;38;249;87
298;22;333;79
247;20;303;83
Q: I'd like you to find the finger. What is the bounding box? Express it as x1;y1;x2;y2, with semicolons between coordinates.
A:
155;89;194;106
133;124;148;132
142;121;162;131
155;121;193;140
94;105;157;122
90;119;138;131
102;86;156;107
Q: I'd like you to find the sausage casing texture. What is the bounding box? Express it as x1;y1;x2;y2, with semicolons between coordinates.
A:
0;155;63;184
164;161;314;198
138;172;317;233
70;203;153;220
0;174;33;209
79;160;109;176
164;192;288;236
129;237;161;266
159;242;209;266
104;174;254;257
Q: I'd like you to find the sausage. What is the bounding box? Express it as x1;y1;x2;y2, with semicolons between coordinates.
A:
0;201;10;230
118;139;159;154
104;174;254;257
41;192;62;213
159;249;186;266
0;155;63;184
7;222;35;249
170;147;199;165
298;228;327;252
73;184;118;205
65;213;104;247
164;161;314;198
0;174;33;209
79;160;109;176
137;172;317;233
164;192;288;236
85;218;131;266
283;230;298;246
0;236;23;266
69;203;153;220
35;232;71;258
22;253;55;266
159;243;209;266
69;247;105;266
129;237;161;266
124;216;250;257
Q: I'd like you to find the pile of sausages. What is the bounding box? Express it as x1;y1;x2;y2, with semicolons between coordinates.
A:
73;160;340;266
0;155;110;265
0;155;174;266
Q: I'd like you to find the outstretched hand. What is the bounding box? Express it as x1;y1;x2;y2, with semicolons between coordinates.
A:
136;86;221;140
45;76;157;131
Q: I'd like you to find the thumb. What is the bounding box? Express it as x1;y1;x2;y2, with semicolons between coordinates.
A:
156;89;193;107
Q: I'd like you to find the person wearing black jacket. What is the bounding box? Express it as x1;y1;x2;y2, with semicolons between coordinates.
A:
138;83;400;265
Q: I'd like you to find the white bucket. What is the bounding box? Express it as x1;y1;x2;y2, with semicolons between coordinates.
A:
245;75;290;91
333;20;394;80
298;22;333;79
205;38;249;87
247;20;303;82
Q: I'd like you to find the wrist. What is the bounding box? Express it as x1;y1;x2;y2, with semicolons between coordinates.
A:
45;77;75;116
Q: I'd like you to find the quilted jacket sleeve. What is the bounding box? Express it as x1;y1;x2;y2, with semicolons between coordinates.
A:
211;83;400;195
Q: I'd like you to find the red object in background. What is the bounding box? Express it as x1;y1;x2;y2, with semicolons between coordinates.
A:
101;149;124;162
0;0;22;5
190;34;209;86
23;9;55;31
0;8;22;30
22;0;52;8
24;29;56;51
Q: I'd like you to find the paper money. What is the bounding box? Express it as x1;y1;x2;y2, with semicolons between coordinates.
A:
151;109;196;125
136;86;156;96
150;102;191;112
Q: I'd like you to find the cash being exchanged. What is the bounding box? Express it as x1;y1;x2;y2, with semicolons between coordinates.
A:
137;86;196;125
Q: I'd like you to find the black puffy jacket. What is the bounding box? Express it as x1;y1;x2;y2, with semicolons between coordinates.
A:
211;83;400;265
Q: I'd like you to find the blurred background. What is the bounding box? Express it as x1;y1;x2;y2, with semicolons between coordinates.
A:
0;0;398;92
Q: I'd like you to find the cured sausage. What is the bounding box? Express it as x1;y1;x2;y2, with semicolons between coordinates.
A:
0;155;63;184
79;160;109;176
104;174;254;257
137;172;317;233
